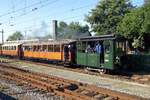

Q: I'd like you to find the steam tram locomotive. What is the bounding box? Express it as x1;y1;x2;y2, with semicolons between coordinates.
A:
0;35;127;71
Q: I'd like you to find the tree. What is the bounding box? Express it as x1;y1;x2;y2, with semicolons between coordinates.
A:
86;0;133;35
117;3;150;50
57;21;90;39
144;0;150;5
7;31;23;41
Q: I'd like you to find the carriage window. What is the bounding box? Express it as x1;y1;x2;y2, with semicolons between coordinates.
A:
12;46;14;50
35;45;39;51
28;46;33;51
116;41;127;53
77;42;86;52
15;46;16;50
11;46;13;50
43;45;48;52
48;45;53;52
104;41;111;53
54;45;60;52
24;46;28;51
37;46;42;51
33;45;36;51
77;42;82;51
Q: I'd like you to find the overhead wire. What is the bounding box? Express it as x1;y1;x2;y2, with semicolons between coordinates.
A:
1;0;60;26
0;0;54;18
3;3;95;27
3;1;97;34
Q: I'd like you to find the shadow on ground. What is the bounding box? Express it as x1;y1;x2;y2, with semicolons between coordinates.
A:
0;92;16;100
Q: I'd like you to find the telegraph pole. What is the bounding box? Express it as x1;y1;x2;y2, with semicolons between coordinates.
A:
0;29;4;44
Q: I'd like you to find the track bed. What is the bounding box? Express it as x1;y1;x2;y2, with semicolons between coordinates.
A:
0;63;146;100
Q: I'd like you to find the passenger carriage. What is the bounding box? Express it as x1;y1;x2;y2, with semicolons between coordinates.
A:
22;39;76;64
76;34;127;71
1;42;22;58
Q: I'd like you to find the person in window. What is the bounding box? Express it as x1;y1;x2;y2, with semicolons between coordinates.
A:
86;45;93;53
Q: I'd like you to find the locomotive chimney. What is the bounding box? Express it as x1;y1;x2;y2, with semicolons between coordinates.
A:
52;20;57;40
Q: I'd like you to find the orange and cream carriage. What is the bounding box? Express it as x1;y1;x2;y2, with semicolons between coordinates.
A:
22;39;76;64
1;42;22;58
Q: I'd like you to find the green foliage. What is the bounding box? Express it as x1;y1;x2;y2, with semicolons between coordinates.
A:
118;3;150;48
57;21;90;39
7;31;23;41
86;0;133;35
144;0;150;5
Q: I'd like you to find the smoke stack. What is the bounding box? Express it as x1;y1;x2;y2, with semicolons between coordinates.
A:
52;20;57;40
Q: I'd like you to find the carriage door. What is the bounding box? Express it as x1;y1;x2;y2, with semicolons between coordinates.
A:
104;40;115;70
64;45;69;62
18;45;23;59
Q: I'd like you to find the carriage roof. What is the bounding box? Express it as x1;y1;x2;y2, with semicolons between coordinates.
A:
77;34;116;41
22;39;76;46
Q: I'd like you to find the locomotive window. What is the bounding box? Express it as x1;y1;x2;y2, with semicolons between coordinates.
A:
48;45;53;52
54;45;60;52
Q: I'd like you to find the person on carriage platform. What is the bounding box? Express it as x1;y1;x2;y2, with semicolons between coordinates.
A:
95;41;104;63
64;45;69;61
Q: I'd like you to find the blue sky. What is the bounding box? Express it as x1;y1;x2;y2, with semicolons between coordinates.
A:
0;0;144;41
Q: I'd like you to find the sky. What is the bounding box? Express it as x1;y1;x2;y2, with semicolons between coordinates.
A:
0;0;144;42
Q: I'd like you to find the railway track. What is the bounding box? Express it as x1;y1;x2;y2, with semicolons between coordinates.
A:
0;57;150;85
23;60;150;85
0;63;145;100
